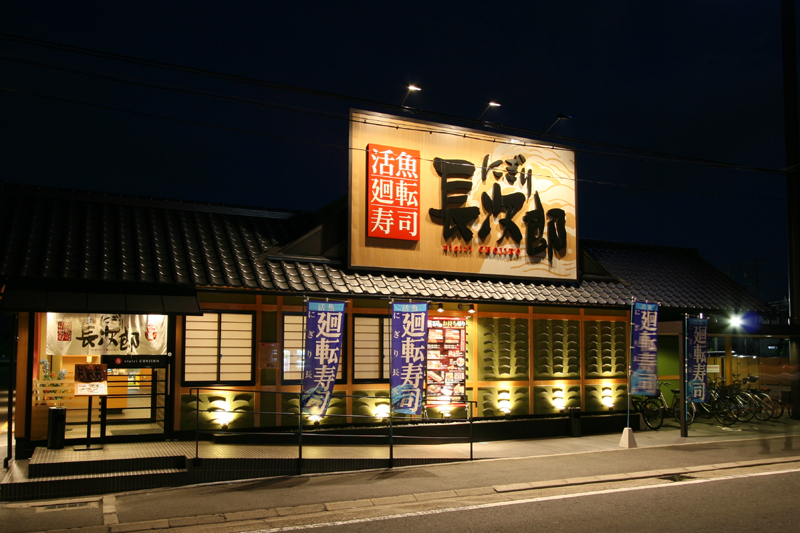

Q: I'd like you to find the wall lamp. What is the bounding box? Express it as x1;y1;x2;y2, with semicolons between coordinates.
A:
437;303;444;313
458;303;476;313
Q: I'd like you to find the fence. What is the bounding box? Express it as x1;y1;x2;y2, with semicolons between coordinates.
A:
190;387;474;471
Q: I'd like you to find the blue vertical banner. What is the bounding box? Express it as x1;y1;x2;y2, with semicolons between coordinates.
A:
686;318;708;403
390;302;428;415
631;301;659;396
301;301;346;416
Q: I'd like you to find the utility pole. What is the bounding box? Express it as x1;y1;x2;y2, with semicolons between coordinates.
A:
781;0;800;418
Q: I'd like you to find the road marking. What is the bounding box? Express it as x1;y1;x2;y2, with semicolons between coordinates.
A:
244;466;800;532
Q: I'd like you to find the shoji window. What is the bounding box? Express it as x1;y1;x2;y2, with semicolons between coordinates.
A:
184;313;254;384
353;316;390;381
282;314;346;383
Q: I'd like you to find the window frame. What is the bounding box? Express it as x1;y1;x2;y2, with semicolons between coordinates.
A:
352;314;391;384
281;312;348;386
182;311;256;387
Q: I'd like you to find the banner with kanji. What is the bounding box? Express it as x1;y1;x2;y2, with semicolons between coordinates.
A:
47;313;168;356
390;302;428;415
630;302;659;396
301;301;346;416
686;318;708;403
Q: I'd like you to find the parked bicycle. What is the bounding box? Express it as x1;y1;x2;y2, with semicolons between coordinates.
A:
632;381;695;430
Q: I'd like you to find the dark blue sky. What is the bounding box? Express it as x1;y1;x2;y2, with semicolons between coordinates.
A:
0;1;794;302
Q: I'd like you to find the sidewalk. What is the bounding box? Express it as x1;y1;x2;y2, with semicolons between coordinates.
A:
4;417;800;533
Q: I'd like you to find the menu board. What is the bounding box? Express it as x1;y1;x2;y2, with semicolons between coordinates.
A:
426;318;467;405
74;363;108;396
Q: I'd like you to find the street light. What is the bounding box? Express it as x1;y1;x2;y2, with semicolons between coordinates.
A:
478;101;501;121
400;85;421;109
544;113;572;134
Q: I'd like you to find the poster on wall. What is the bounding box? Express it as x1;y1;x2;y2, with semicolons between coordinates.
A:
301;301;346;417
686;318;708;403
349;110;578;281
630;301;659;396
426;318;467;406
390;302;428;415
47;314;168;355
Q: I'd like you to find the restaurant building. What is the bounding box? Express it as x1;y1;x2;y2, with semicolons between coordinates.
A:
0;112;790;460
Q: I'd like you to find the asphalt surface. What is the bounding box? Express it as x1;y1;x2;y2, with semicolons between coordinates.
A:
3;416;800;533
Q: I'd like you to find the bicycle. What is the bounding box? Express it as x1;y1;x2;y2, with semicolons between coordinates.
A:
632;381;695;430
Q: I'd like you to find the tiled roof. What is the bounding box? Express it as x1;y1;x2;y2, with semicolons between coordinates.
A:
0;183;308;291
0;183;772;314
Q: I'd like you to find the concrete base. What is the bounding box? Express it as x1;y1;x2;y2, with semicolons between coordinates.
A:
619;427;637;448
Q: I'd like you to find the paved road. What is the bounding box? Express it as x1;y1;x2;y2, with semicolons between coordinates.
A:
3;419;800;533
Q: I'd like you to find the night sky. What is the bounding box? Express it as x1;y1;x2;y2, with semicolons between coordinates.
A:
0;2;794;303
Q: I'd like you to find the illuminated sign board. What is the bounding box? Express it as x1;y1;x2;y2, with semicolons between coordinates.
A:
349;111;577;281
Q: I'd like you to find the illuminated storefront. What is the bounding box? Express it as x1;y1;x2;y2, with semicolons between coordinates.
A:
0;113;790;459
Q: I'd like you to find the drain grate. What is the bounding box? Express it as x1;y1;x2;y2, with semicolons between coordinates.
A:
659;474;695;482
36;501;99;513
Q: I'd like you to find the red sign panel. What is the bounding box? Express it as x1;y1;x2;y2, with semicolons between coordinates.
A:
367;144;421;241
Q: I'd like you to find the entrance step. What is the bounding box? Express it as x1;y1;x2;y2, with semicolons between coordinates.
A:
28;448;187;478
2;464;189;502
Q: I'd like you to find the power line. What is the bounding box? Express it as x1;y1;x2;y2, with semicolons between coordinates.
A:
0;84;785;203
0;32;788;177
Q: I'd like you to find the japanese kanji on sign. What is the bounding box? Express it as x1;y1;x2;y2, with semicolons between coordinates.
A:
46;313;168;356
367;144;421;241
301;301;346;417
686;317;708;403
630;301;659;396
390;302;428;415
350;110;577;281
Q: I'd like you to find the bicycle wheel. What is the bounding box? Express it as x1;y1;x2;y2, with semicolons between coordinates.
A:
770;398;784;419
754;394;773;421
672;398;696;426
714;396;738;426
735;393;756;422
642;399;663;430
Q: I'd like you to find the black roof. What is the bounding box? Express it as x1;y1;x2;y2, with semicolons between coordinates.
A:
0;183;772;314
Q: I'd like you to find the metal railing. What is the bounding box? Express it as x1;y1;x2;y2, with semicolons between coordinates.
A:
189;387;475;472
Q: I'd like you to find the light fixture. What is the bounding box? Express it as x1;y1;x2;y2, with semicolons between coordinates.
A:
552;389;565;410
437;303;444;313
308;414;322;425
439;405;453;418
601;388;614;408
373;404;390;421
544;113;572;135
498;391;511;415
400;85;421;109
730;315;743;328
478;101;501;121
214;400;235;430
468;304;476;314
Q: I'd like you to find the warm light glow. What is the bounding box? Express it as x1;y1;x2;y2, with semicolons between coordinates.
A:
488;101;501;107
468;304;476;314
498;400;511;414
308;414;322;424
408;85;421;91
601;387;614;408
553;389;565;410
439;405;453;418
373;404;390;420
214;401;234;428
437;303;444;313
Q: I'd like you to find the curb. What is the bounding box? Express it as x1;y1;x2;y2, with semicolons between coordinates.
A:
29;455;800;533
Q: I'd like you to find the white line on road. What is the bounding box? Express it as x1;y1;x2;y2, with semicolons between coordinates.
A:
245;466;800;532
